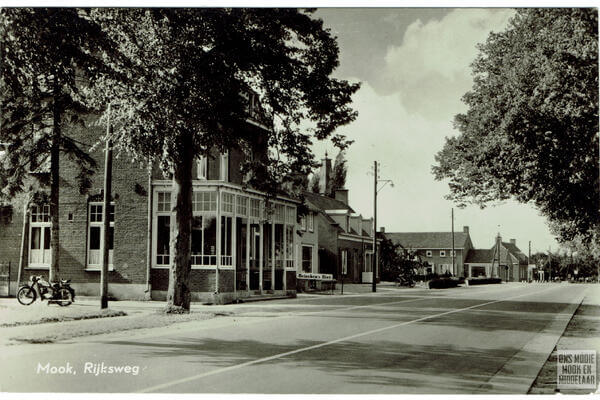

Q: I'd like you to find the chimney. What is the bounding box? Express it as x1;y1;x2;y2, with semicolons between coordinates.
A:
319;153;332;195
334;189;348;205
510;238;516;245
463;226;469;234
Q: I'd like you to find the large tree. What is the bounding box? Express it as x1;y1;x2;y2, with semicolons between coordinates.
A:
433;9;598;243
93;9;359;311
1;8;126;282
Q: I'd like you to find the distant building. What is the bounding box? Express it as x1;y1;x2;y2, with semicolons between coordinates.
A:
384;226;474;277
464;236;530;281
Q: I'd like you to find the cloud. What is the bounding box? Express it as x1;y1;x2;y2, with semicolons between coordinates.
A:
315;81;556;252
313;9;558;253
374;8;515;120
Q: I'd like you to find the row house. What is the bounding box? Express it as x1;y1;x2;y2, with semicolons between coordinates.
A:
0;92;308;303
302;156;378;283
384;226;474;277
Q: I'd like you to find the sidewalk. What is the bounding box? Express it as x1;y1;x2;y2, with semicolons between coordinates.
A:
0;298;224;345
529;284;600;394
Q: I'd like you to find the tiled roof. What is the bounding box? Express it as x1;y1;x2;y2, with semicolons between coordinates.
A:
465;249;494;263
303;191;354;213
385;232;470;249
502;242;529;265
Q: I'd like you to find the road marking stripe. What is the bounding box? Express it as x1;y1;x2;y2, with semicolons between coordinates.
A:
138;285;559;393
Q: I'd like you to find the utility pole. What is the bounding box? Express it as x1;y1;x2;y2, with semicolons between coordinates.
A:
548;246;552;282
451;208;455;276
372;161;377;293
371;161;393;292
101;103;113;309
528;240;532;282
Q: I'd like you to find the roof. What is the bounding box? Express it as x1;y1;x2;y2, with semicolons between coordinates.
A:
501;242;529;265
385;232;470;249
465;249;494;264
303;191;354;213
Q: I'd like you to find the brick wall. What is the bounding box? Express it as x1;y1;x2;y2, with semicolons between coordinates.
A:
0;206;25;284
57;115;150;285
2;114;150;288
150;268;234;293
338;238;374;283
315;213;339;276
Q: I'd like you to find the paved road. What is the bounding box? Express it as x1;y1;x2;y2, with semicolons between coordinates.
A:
0;283;595;394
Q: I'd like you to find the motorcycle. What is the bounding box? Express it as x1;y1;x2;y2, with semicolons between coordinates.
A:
17;275;75;306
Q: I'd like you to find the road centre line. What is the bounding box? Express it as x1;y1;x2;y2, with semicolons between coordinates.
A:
89;285;539;345
138;285;560;393
59;284;538;350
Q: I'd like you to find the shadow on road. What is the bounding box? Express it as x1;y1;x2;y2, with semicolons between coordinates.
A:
97;296;598;393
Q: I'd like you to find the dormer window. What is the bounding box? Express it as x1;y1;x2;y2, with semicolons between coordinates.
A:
197;156;207;180
220;151;229;181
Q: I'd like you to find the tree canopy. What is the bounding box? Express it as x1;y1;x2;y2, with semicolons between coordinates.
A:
1;8;127;281
432;8;598;243
92;8;359;191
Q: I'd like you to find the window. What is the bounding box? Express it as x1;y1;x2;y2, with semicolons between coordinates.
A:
157;192;171;212
440;250;446;257
220;216;233;266
300;216;306;231
426;250;432;257
87;203;114;269
220;151;229;181
302;245;313;273
0;205;13;224
365;251;373;273
236;195;248;217
440;264;453;275
307;213;314;232
285;206;295;225
197;156;207;180
274;204;285;223
285;225;294;269
341;249;348;275
29;205;51;267
222;192;234;214
250;198;261;219
189;215;217;266
274;224;284;269
193;191;217;212
156;192;171;266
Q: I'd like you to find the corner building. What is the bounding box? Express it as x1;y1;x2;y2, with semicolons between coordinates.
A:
1;93;300;303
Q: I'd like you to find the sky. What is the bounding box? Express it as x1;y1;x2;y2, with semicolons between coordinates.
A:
311;8;560;254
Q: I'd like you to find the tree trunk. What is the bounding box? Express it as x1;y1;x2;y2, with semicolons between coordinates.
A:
49;73;61;283
166;133;194;312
